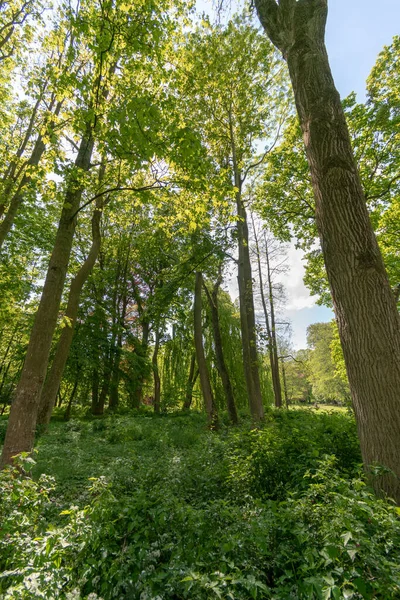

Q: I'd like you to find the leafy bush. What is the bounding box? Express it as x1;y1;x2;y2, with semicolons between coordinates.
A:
1;411;398;599
226;409;361;501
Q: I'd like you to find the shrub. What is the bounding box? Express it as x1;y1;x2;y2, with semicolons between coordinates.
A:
1;412;398;599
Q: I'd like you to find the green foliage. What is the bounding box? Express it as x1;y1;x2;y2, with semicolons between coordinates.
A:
2;411;397;599
226;409;360;501
307;322;350;404
255;35;400;308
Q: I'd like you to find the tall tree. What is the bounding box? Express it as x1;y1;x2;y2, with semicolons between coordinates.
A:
251;215;284;408
1;0;184;464
254;0;400;501
194;272;218;428
36;169;106;427
203;270;238;424
177;17;288;419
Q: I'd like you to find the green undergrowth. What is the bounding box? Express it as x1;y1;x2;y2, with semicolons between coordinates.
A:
1;410;399;599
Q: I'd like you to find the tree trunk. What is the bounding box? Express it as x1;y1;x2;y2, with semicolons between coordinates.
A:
229;113;264;421
129;319;150;408
94;354;112;416
152;328;161;414
203;276;238;424
0;132;94;467
91;367;100;415
236;194;265;420
194;272;218;428
108;349;121;411
264;234;283;408
281;358;289;408
251;215;283;408
183;353;199;410
110;257;130;411
37;179;103;427
255;0;400;501
63;372;80;421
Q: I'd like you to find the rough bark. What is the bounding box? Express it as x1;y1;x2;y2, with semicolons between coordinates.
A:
255;0;400;501
194;272;218;428
0;132;94;467
203;276;238;424
37;182;104;427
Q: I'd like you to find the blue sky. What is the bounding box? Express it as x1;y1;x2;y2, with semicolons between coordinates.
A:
196;0;400;349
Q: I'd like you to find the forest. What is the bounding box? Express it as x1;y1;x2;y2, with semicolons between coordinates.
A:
0;0;399;598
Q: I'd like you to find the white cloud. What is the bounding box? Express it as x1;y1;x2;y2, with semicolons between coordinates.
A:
279;242;318;311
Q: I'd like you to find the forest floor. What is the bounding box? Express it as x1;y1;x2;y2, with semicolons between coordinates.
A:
1;409;400;599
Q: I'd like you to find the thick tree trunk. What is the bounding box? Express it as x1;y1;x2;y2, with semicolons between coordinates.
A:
183;353;199;410
152;328;161;414
0;132;94;467
37;189;103;427
194;272;218;427
203;277;238;424
255;0;400;500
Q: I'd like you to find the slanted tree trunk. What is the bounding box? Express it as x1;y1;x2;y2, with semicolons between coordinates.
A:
255;0;400;501
152;328;161;414
183;353;199;410
37;173;104;427
194;272;218;428
203;274;238;424
0;131;94;467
